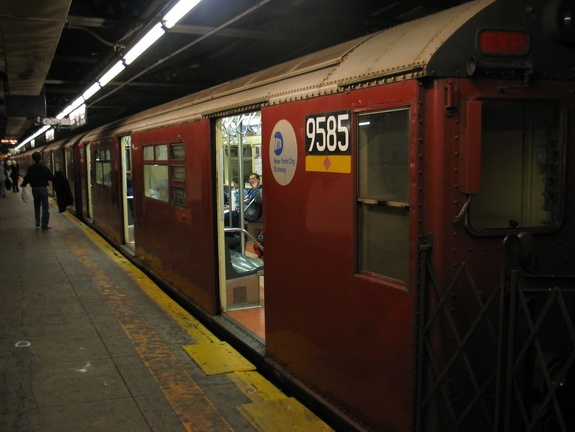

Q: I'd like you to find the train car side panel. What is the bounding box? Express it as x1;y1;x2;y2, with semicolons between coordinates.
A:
131;119;218;315
262;80;421;430
417;77;575;430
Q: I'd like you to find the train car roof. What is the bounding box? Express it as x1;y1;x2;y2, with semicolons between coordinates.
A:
80;0;575;141
82;0;492;141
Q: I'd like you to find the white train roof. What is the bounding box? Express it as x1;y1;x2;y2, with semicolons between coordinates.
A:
82;0;495;140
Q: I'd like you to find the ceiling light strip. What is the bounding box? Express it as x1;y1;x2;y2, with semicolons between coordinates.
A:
17;0;203;148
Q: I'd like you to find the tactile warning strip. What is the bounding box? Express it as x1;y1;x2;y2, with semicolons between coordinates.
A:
183;342;256;375
238;398;334;432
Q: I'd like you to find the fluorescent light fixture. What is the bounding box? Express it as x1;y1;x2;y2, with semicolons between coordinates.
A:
123;23;165;65
163;0;202;28
99;60;126;86
82;82;101;101
16;1;203;153
70;96;85;111
57;105;74;119
16;125;51;149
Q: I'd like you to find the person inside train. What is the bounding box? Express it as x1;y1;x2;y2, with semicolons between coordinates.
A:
243;172;263;222
223;173;263;254
224;172;262;228
20;152;54;229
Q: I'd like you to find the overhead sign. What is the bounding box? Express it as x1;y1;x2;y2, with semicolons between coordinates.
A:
40;117;71;127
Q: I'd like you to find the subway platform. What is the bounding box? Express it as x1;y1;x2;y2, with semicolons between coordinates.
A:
0;192;332;432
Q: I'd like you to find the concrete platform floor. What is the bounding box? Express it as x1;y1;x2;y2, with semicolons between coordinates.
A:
0;192;331;432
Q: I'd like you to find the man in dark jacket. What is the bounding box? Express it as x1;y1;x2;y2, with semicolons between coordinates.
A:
21;152;54;229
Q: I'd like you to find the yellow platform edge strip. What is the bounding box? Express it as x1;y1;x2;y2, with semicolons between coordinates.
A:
183;342;255;376
229;371;286;402
238;398;334;432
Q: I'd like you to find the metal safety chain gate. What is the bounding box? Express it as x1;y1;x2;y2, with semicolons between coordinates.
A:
498;235;575;432
415;233;575;431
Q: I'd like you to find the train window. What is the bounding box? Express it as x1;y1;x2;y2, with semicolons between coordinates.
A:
144;164;169;201
171;165;185;182
170;143;185;161
469;100;563;232
95;148;112;187
171;186;186;206
357;109;410;283
143;146;154;161
155;144;168;161
143;144;169;202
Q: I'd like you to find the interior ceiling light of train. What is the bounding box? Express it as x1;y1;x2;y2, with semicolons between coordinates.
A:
0;0;469;154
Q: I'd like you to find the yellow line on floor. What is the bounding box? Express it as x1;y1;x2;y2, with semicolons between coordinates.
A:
229;371;286;402
183;342;255;375
238;398;334;432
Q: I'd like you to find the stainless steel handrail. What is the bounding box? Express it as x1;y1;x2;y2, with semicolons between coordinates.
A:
224;226;263;253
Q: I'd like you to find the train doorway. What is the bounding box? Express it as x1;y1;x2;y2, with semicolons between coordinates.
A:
120;135;135;250
215;112;265;341
85;142;94;221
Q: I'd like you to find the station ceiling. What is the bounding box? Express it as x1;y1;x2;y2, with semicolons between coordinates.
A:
0;0;469;154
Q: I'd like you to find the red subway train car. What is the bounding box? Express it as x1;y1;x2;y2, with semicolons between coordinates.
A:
15;0;575;430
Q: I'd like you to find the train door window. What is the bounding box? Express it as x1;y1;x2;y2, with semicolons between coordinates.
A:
143;144;169;201
469;100;563;231
95;148;112;186
45;155;53;173
357;109;410;283
143;146;155;161
220;113;259;186
54;153;62;173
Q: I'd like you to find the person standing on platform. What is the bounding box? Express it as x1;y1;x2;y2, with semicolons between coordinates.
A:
20;152;54;229
0;160;7;197
10;160;20;192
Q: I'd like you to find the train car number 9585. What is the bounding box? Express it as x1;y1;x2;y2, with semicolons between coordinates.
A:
305;111;351;154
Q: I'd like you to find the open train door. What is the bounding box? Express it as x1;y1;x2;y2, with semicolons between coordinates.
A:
120;134;135;250
214;112;265;341
85;142;94;221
